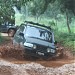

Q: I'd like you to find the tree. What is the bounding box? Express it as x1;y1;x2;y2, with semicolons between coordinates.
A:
28;0;55;21
58;0;75;33
0;0;15;23
0;0;74;33
0;0;32;23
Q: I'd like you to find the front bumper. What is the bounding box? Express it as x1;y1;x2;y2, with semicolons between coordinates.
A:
24;45;64;58
24;45;56;57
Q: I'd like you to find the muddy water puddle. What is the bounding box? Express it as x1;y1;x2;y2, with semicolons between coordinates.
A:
0;57;74;68
0;39;74;68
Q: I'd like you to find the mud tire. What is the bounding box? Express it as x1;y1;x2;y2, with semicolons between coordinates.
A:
8;29;15;37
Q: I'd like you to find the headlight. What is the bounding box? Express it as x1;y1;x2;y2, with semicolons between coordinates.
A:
24;42;37;49
47;48;51;52
24;42;33;47
47;48;55;53
33;45;37;49
50;49;55;53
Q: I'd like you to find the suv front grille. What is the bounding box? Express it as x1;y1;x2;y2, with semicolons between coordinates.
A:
36;45;47;53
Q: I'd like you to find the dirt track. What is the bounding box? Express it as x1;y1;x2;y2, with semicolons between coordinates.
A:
0;59;75;75
0;33;75;75
0;33;74;67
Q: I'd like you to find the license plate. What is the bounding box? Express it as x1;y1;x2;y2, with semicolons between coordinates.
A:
37;52;44;55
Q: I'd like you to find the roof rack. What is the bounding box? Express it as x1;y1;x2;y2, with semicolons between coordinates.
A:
24;21;52;30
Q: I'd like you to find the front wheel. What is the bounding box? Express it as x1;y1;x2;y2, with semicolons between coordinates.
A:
8;29;15;37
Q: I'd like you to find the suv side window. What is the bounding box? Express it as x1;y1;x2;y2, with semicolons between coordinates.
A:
16;24;25;34
14;24;26;43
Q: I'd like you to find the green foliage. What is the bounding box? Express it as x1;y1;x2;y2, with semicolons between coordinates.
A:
54;31;75;52
0;0;75;23
0;0;32;23
58;0;75;15
48;20;56;26
55;33;75;42
0;0;15;23
28;0;45;16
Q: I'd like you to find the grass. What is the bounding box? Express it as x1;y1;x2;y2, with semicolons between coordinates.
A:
54;32;75;53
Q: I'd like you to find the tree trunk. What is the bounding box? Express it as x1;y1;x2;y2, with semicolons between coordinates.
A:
36;14;39;22
55;19;58;31
25;4;28;19
66;12;71;33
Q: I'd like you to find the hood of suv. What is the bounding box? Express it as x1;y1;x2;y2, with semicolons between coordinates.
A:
25;37;55;49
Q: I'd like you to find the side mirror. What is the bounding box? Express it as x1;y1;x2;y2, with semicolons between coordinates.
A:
54;41;57;45
19;32;24;37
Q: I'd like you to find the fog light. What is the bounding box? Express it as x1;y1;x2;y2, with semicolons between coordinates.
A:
33;45;36;49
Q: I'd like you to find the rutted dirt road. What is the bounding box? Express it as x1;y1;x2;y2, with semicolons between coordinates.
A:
0;59;75;75
0;33;75;75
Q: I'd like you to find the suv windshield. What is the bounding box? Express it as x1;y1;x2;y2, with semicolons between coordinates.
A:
25;25;52;42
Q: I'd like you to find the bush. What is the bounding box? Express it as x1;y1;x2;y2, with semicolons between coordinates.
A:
54;32;75;53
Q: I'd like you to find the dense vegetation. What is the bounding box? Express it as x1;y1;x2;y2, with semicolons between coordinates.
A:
0;0;75;53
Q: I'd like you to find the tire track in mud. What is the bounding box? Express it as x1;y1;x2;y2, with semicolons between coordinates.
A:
7;59;74;67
